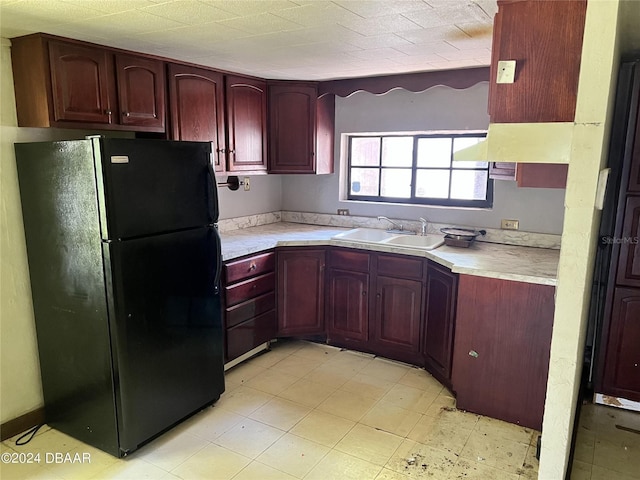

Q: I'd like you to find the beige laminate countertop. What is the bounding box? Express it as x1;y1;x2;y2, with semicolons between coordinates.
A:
220;222;560;286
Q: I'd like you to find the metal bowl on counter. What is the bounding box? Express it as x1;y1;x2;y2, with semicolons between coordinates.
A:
440;227;486;247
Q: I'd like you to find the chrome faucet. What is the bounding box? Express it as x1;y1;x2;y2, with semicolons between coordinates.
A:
418;217;429;235
377;216;404;231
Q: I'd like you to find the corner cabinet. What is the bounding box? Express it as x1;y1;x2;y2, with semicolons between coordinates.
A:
326;249;371;350
11;34;165;132
268;83;334;174
276;248;326;336
422;261;458;388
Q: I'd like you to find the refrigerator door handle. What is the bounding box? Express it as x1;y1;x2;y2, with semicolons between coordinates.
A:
207;163;218;224
212;226;222;295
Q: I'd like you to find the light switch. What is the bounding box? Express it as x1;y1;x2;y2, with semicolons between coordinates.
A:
496;60;516;84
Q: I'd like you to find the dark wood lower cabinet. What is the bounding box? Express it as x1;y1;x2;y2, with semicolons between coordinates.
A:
600;288;640;402
371;275;423;364
326;269;369;345
451;275;555;430
422;261;458;388
277;248;326;336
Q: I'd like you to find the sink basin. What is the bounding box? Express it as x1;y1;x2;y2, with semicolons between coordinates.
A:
332;228;444;250
332;228;398;243
381;234;444;250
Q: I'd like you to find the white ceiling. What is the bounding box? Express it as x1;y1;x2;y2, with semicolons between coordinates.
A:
0;0;497;80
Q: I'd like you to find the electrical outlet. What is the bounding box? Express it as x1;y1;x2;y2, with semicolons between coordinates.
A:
337;209;350;216
501;219;519;230
243;177;250;191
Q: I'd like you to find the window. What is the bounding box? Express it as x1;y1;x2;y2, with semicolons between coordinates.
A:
347;133;492;208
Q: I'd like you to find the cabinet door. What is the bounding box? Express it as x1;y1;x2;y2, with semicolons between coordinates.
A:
168;64;226;172
516;164;568;189
226;75;267;172
423;262;458;386
268;84;316;173
371;275;423;363
600;288;640;402
277;249;325;336
48;40;113;124
115;54;165;129
326;269;369;345
488;0;587;123
452;275;555;430
616;196;640;287
629;116;640;192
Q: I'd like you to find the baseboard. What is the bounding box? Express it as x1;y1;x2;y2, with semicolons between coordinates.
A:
0;408;45;442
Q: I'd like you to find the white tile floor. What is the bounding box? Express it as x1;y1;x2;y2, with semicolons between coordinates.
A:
2;340;543;480
570;399;640;480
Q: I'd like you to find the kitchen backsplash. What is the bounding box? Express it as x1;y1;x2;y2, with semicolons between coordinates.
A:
218;211;562;249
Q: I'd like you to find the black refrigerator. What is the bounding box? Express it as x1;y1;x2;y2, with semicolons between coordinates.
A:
15;137;225;457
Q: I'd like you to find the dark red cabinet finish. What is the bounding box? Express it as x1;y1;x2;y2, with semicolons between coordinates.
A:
115;54;165;129
488;0;587;123
167;64;226;172
226;75;267;172
423;261;458;388
268;83;334;174
223;251;276;362
616;196;640;287
600;288;640;402
277;248;325;336
452;275;555;430
326;249;370;348
49;40;113;124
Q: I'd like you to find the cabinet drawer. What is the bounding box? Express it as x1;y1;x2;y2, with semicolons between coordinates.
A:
225;251;275;284
328;248;370;272
226;310;277;361
377;254;424;280
226;292;276;328
225;272;275;307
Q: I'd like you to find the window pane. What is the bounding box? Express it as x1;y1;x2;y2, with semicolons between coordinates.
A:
416;169;450;198
451;170;488;200
381;137;413;167
351;137;380;166
350;168;380;196
381;169;411;198
453;137;488;169
417;138;452;168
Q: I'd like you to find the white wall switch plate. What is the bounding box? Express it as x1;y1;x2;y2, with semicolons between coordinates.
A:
496;60;516;84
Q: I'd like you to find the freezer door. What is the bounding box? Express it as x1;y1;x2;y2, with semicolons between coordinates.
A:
105;227;224;453
97;138;218;240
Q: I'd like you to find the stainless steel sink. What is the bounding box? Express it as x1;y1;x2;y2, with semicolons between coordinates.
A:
332;228;444;250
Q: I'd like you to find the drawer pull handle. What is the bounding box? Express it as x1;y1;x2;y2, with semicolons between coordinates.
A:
249;263;257;271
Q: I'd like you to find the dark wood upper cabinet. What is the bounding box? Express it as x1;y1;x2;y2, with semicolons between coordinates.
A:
616;196;640;288
268;83;334;174
277;248;326;336
48;40;113;125
115;54;165;129
11;34;164;132
600;288;640;402
226;75;267;172
422;261;458;388
452;275;555;430
488;0;587;123
167;64;226;172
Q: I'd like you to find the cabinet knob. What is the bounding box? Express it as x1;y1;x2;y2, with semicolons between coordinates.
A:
123;112;130;117
249;263;256;271
229;150;235;154
105;110;112;115
362;291;367;296
217;148;226;154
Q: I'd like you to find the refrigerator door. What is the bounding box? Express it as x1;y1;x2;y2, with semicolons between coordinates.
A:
95;138;218;240
105;226;224;453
